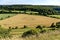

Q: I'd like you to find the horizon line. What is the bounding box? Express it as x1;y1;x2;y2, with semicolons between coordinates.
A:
0;4;60;6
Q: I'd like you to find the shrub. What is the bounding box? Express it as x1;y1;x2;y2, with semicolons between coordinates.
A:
0;18;3;20
50;28;56;30
12;27;15;29
0;28;11;38
8;27;11;29
15;26;18;29
40;29;46;33
50;16;56;18
8;27;12;31
7;16;10;18
24;25;27;28
22;29;38;37
56;22;60;28
30;13;32;15
36;25;43;30
0;25;1;28
50;23;56;28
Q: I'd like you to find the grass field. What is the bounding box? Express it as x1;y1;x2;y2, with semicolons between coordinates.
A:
10;28;32;35
0;14;60;40
0;14;16;20
0;27;60;40
48;15;60;19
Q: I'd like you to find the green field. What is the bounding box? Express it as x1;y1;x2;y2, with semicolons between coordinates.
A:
0;14;16;20
10;28;31;35
48;15;60;19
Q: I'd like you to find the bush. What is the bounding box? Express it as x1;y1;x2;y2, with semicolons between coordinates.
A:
12;27;15;29
36;25;43;30
40;30;46;33
15;26;18;29
7;16;10;18
50;28;56;30
50;23;56;28
24;25;27;28
8;27;11;29
0;25;1;28
0;28;11;38
8;27;12;31
30;13;32;15
56;22;60;28
42;26;46;28
0;18;3;20
22;29;38;37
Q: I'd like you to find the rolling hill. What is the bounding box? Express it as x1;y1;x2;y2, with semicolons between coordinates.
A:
0;14;60;28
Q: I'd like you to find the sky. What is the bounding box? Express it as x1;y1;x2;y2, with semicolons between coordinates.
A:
0;0;60;5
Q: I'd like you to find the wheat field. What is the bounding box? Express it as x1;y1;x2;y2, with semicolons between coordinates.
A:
0;14;60;28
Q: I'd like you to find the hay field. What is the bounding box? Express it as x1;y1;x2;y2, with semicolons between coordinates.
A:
0;14;60;28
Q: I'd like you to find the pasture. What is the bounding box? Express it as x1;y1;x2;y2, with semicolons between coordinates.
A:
0;14;16;20
48;15;60;19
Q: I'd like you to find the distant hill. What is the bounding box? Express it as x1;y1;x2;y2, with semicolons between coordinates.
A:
0;5;60;15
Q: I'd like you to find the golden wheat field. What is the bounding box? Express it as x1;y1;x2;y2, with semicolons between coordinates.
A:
0;14;60;28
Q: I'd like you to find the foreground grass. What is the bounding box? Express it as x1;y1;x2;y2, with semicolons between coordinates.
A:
0;29;60;40
23;30;60;40
0;23;60;40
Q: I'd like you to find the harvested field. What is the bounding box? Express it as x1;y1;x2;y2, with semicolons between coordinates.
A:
0;14;60;28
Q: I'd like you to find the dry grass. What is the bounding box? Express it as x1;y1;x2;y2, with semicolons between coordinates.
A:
24;30;60;40
0;14;60;28
0;30;60;40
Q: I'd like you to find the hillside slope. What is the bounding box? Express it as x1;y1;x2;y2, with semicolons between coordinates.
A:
0;14;60;28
